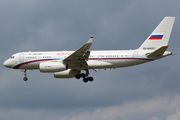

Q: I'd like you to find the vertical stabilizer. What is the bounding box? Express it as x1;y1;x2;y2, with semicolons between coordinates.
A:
138;17;175;50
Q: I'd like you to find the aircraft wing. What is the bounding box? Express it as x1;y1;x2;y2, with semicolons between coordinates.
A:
64;35;93;62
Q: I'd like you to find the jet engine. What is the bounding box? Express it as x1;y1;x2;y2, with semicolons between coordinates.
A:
54;69;78;78
39;62;67;72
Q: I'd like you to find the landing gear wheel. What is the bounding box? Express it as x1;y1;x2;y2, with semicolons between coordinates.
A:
88;77;93;82
23;77;28;81
75;74;81;79
22;69;28;81
75;69;94;83
83;78;88;83
80;73;86;78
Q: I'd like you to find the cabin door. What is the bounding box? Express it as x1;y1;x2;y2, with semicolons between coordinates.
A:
19;54;24;63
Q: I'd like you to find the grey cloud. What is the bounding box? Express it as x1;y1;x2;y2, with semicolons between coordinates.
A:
0;0;180;120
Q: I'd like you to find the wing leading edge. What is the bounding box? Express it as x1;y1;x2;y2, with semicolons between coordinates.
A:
63;35;93;68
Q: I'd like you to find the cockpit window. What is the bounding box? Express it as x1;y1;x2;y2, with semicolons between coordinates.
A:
10;56;15;59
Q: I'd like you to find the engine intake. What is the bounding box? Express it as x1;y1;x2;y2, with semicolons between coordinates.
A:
39;62;67;73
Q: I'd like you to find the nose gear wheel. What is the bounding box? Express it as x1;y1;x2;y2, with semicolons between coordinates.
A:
22;69;28;81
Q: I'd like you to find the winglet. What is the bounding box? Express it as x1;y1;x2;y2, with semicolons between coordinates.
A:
87;35;93;44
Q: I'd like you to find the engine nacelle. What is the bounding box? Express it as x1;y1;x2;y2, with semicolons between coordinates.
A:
39;62;67;73
54;69;78;78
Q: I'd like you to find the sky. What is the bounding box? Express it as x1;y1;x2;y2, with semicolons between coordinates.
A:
0;0;180;120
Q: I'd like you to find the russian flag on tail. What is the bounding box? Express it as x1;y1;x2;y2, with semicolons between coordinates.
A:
149;34;164;40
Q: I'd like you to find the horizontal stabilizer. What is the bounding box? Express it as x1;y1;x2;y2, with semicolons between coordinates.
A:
147;46;168;57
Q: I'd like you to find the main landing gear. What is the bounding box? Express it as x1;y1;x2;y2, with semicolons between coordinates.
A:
22;69;28;81
75;70;94;83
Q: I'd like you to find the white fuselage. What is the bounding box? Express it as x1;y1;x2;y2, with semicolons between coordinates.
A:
4;50;155;70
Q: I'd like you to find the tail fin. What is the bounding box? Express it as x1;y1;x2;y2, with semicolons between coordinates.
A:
138;17;175;50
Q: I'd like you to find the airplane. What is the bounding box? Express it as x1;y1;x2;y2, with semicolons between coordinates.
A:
3;17;175;83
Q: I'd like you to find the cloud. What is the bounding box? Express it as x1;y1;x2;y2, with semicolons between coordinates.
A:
58;95;180;120
149;117;161;120
166;109;180;120
0;95;179;120
0;0;180;120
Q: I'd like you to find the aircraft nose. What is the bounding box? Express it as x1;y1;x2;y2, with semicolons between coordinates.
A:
3;60;13;68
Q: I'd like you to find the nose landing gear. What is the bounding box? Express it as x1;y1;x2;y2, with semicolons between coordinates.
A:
22;69;28;81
